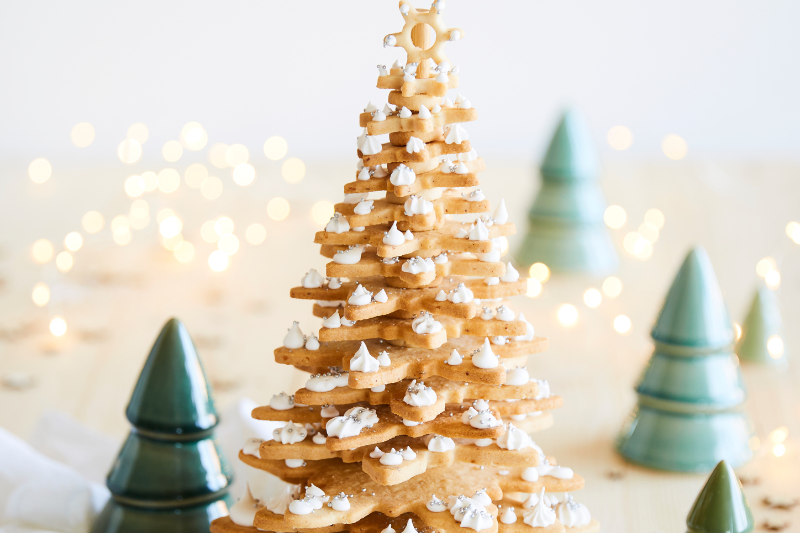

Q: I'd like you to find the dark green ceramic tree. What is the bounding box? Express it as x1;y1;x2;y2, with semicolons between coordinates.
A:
616;247;754;472
736;287;785;364
91;318;232;532
686;460;754;533
516;108;618;274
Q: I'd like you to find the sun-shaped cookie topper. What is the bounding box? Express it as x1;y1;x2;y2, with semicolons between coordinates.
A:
383;1;465;74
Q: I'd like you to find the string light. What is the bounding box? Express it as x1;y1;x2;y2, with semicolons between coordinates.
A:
118;139;142;164
200;176;223;200
82;211;104;233
218;234;240;255
208;250;229;272
662;134;688;160
215;217;234;236
232;163;256;186
31;239;54;264
756;257;776;277
124;175;145;197
55;252;73;272
127;123;149;144
604;206;626;229
773;443;786;457
623;232;652;259
49;317;67;337
638;222;659;243
181;122;208;151
765;269;781;289
268;198;291;221
526;278;542;298
159;216;182;238
28;158;52;184
245;224;267;245
264;136;288;160
225;144;249;166
111;216;131;245
602;277;622;298
769;426;789;444
607;126;633;151
311;201;334;225
31;283;50;307
161;233;183;251
162;140;183;162
528;263;549;282
156;208;175;224
282;158;305;183
786;221;800;244
71;122;95;147
767;335;784;358
184;163;208;189
157;169;180;193
141;171;158;192
614;315;632;334
557;304;578;327
644;208;665;229
201;221;220;243
583;289;602;308
174;241;195;263
64;232;82;252
208;143;230;168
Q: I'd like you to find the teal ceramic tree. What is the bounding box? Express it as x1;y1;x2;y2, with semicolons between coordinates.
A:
736;287;785;364
616;247;754;472
516;108;618;274
91;318;232;532
686;460;754;533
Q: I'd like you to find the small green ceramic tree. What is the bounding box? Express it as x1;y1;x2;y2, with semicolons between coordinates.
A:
686;460;754;533
616;247;754;472
91;318;232;532
736;287;786;364
516;108;618;275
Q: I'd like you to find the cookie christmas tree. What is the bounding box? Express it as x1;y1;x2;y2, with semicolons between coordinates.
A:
212;2;599;533
616;247;753;472
92;318;232;533
736;287;786;365
516;109;618;275
685;460;754;533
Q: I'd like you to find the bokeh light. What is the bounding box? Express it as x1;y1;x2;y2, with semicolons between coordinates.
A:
159;216;182;238
311;201;335;225
32;282;50;307
215;217;234;236
118;139;142;164
756;257;776;277
583;288;602;308
71;122;95;147
604;205;626;229
765;269;781;289
82;211;104;233
161;233;183;251
208;143;229;168
225;144;249;166
268;197;291;221
200;176;223;200
184;163;208;189
557;304;578;327
607;126;633;150
264;136;288;160
282;158;306;183
208;250;229;272
644;208;665;229
141;171;158;192
157;168;180;193
245;224;267;245
127;123;149;144
734;322;742;340
64;232;83;251
49;317;67;337
602;277;622;298
162;140;183;162
32;239;54;264
129;199;150;229
662;134;688;160
233;163;256;186
181;122;208;151
55;251;73;272
201;220;220;243
174;241;195;263
218;234;240;255
770;426;789;444
526;278;542;298
614;315;632;334
124;175;145;197
786;221;800;244
28;158;52;184
638;222;659;243
767;335;784;358
623;232;653;259
528;263;549;282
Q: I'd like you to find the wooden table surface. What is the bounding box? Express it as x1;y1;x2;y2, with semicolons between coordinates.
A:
0;158;798;532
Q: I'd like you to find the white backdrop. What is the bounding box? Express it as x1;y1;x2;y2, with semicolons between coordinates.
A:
1;0;799;164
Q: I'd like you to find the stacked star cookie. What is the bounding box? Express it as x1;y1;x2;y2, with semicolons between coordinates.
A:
212;2;599;533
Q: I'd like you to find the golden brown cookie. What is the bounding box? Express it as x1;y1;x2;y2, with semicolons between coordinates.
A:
359;140;471;167
346;159;485;198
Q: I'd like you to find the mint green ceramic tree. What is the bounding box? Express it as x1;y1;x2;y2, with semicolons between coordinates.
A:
736;287;785;364
91;318;232;532
616;247;754;472
516;108;618;274
686;460;754;533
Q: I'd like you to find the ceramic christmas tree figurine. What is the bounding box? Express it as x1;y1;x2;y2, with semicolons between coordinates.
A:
616;247;753;472
91;318;232;533
686;460;754;533
516;109;618;275
212;2;600;533
736;287;786;365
